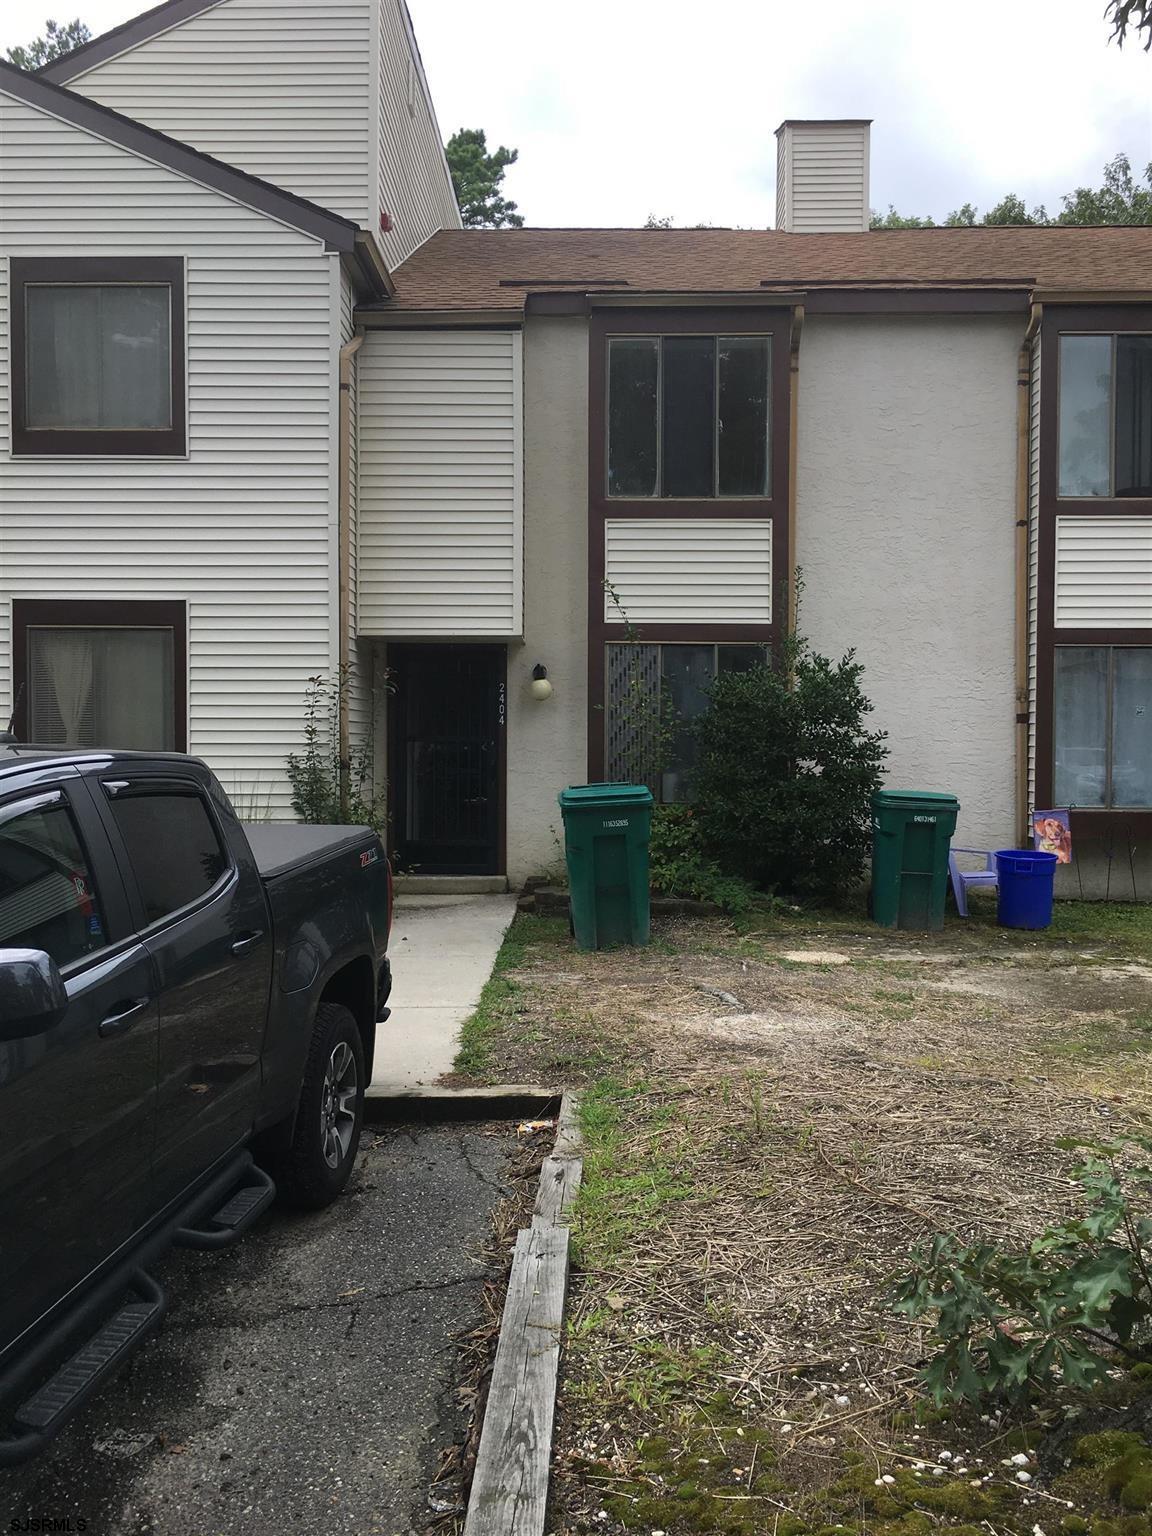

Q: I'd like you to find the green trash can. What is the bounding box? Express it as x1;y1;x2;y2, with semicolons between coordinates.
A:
871;789;960;931
558;783;653;951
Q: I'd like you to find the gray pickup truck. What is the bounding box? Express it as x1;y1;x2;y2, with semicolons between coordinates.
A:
0;746;392;1464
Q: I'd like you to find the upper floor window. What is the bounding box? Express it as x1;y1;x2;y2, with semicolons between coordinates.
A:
10;257;186;457
607;335;771;498
1058;332;1152;498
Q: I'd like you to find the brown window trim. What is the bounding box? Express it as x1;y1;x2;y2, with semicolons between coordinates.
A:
10;257;187;458
11;599;188;752
587;306;793;779
1035;306;1152;824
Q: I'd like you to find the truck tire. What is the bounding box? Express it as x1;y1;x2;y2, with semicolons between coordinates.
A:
276;1002;365;1210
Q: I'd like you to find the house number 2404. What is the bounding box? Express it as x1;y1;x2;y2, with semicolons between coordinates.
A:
497;681;506;728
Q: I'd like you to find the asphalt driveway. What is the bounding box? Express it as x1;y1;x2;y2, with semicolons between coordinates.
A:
0;1123;513;1535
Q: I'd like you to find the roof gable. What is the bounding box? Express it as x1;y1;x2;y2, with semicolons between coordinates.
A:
37;0;223;82
0;57;356;247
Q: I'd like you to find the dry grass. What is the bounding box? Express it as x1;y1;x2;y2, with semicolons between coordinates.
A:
451;904;1152;1534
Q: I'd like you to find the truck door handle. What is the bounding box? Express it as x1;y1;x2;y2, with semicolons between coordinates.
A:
99;998;151;1038
231;930;265;957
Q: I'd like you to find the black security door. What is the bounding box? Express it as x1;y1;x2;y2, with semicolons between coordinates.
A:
390;646;504;874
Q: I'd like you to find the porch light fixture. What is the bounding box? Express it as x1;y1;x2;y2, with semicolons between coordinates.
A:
529;663;553;701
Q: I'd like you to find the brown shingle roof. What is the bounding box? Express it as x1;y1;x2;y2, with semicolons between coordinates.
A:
388;226;1152;311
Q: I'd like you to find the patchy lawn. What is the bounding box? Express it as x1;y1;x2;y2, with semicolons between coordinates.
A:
451;900;1152;1535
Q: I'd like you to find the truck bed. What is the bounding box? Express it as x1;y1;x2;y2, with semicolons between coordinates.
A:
242;823;376;883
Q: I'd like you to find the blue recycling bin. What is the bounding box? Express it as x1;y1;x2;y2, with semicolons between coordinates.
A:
995;849;1058;930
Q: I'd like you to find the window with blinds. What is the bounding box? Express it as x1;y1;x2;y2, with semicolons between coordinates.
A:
28;627;175;751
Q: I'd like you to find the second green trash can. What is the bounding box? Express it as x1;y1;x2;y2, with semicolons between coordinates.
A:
871;789;960;931
559;783;653;951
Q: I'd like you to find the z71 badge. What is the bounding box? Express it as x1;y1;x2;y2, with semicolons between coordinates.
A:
360;848;380;868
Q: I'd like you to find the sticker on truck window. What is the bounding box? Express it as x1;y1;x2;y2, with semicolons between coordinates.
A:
360;849;379;867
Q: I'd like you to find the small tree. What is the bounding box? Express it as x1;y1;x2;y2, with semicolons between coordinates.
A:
286;670;387;833
691;632;888;901
444;128;523;228
6;18;90;69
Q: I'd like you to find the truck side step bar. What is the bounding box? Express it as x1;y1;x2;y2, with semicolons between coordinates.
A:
172;1162;275;1250
0;1272;165;1467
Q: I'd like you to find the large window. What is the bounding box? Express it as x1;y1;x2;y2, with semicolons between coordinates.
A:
606;642;768;801
0;796;107;968
1058;333;1152;498
10;257;185;456
1054;646;1152;808
13;601;186;753
607;335;771;498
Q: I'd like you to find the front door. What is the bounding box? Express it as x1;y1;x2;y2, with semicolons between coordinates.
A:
390;646;504;874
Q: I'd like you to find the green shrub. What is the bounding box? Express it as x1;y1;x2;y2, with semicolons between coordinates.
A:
286;668;387;833
891;1136;1152;1403
691;634;888;901
648;805;759;914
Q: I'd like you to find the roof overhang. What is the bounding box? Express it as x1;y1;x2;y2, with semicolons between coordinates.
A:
355;306;522;328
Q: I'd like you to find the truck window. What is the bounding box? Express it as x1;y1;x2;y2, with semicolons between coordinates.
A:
0;798;107;967
109;789;229;926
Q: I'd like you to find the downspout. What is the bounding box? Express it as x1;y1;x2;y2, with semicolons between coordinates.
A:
788;303;805;640
1015;301;1042;846
338;329;365;816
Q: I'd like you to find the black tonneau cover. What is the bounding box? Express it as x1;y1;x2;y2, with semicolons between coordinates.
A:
242;824;374;882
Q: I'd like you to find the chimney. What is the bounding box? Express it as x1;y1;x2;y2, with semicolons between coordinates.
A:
775;119;871;233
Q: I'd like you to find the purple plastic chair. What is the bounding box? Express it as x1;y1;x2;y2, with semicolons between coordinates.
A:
948;847;998;917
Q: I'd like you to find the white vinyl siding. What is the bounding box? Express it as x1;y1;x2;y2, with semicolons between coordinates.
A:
358;329;523;637
604;519;773;625
374;0;461;268
1055;516;1152;628
775;121;870;234
62;0;375;226
0;91;338;817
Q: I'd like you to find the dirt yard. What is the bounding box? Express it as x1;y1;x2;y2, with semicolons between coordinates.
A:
452;900;1152;1536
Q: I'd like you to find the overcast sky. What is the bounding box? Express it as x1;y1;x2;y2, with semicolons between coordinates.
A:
3;0;1151;227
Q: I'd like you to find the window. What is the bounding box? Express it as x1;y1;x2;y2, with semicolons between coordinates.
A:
1058;333;1152;497
606;641;768;801
13;601;186;753
107;787;229;925
0;796;107;968
607;335;771;498
10;257;186;456
1054;646;1152;808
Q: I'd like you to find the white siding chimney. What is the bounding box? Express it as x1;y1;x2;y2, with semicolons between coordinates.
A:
775;119;871;233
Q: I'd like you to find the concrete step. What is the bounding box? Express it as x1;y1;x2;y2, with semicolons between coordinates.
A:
394;875;509;895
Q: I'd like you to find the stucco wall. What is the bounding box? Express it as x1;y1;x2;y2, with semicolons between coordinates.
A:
506;316;590;885
796;314;1021;851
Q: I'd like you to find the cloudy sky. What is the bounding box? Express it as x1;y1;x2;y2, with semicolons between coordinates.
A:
3;0;1151;227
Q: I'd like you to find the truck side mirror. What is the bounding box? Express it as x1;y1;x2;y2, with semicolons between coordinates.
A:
0;949;69;1041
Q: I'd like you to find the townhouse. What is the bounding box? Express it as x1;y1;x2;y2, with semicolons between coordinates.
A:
2;11;1150;897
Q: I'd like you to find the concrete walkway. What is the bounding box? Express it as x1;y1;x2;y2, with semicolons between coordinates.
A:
371;893;518;1093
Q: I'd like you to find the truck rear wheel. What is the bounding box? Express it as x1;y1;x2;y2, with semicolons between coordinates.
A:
276;1001;365;1210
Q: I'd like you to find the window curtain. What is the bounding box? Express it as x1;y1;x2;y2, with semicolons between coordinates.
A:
25;285;171;430
29;628;174;750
